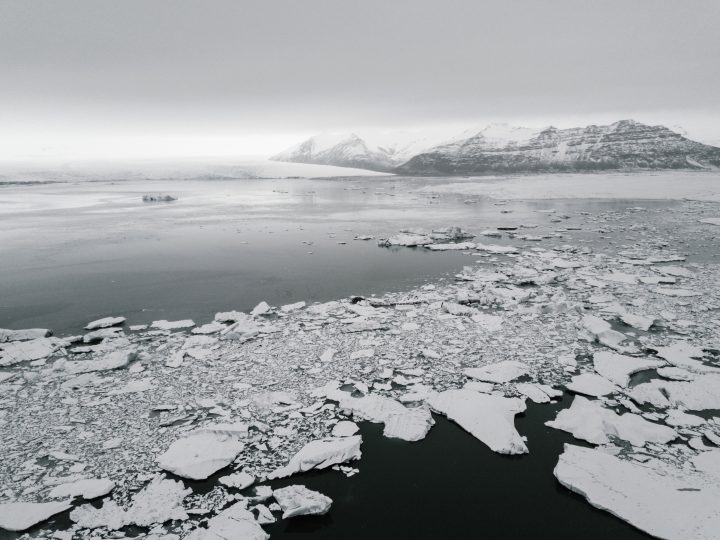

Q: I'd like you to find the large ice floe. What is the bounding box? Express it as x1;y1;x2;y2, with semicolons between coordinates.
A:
555;444;720;540
157;431;246;480
546;395;676;446
427;389;528;454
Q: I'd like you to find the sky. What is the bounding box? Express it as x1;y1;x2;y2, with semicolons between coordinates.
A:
1;0;719;160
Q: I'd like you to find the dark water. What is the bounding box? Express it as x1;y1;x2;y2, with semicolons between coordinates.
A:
263;397;651;540
0;396;652;540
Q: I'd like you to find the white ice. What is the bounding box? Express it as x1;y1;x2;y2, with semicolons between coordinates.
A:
427;388;528;454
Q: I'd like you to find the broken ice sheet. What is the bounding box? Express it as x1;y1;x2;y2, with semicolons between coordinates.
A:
326;390;434;442
546;395;676;446
70;477;190;530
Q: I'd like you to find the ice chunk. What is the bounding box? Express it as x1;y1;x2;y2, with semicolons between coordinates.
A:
0;337;61;366
0;328;51;343
427;389;528;454
425;242;475;251
554;444;720;540
566;373;618;397
378;234;433;247
281;301;306;312
157;432;244;480
327;391;433;441
581;315;634;352
48;478;115;500
70;477;190;530
82;327;124;343
592;351;664;387
546;395;676;445
0;500;72;532
515;383;551;403
251;301;271;316
219;471;255;490
331;420;359;437
64;349;137;374
464;360;528;384
151;319;195;330
273;485;332;518
655;342;718;374
474;243;519;254
665;409;705;427
655;287;700;297
267;436;362;479
84;317;126;330
187;501;268;540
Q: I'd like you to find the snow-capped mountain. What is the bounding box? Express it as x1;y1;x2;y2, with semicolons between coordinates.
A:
273;121;720;175
271;130;454;172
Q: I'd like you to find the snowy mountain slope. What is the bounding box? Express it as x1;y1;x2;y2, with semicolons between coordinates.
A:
271;130;454;172
274;121;720;175
398;120;720;174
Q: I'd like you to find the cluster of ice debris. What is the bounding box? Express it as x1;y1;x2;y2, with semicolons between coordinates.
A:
1;204;720;539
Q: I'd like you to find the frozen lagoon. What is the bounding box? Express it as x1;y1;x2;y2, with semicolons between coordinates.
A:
1;169;720;539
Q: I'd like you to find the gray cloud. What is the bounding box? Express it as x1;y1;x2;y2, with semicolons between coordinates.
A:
1;0;719;157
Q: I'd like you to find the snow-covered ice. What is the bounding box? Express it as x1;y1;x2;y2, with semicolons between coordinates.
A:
554;444;720;540
157;432;245;480
546;395;676;446
0;500;72;532
463;360;528;384
268;436;362;479
428;389;528;454
273;485;333;518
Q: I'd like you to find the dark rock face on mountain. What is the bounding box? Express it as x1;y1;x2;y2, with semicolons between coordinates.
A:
273;120;720;175
396;120;720;175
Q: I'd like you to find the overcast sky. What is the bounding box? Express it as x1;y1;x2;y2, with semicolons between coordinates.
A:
1;0;719;160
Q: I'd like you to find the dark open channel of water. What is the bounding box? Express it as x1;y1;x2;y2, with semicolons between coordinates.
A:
1;395;652;540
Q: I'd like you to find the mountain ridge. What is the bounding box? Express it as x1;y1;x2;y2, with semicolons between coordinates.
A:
272;120;720;175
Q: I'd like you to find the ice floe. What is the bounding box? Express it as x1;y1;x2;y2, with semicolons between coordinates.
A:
428;389;528;454
554;444;720;540
546;395;676;445
0;500;72;532
463;360;528;383
273;485;332;518
70;477;190;530
268;436;362;479
592;351;664;387
157;432;245;480
48;478;115;499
